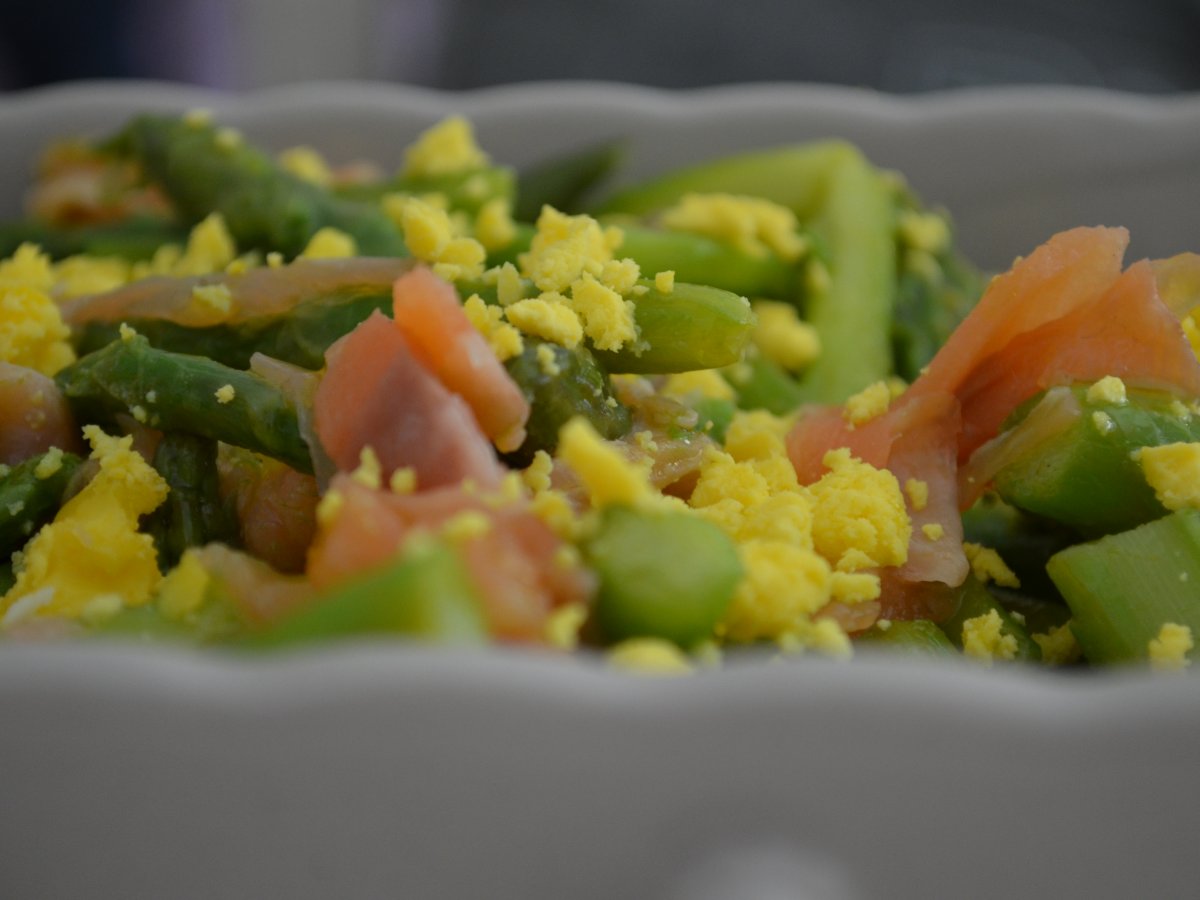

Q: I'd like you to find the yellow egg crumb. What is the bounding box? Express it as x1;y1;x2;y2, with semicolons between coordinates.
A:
214;384;236;404
1134;442;1200;510
1148;622;1194;671
557;417;655;510
962;542;1020;588
808;448;911;570
52;255;130;297
660;193;808;261
494;261;526;306
1032;622;1081;666
904;478;929;511
474;197;517;251
33;447;64;480
961;609;1018;665
300;227;358;259
441;510;493;542
522;450;555;494
0;243;54;290
389;467;417;495
723;410;791;462
842;380;892;427
182;107;213;128
1086;375;1128;406
661;369;736;403
776;617;854;659
568;274;638;351
351;446;383;490
518;206;626;293
504;296;584;348
463;294;524;362
173;213;237;276
402;116;490;178
266;251;284;269
543;601;588;651
921;522;945;541
157;549;212;621
278;145;333;186
385;194;486;282
750;300;820;371
0;283;75;376
0;426;168;620
829;570;881;604
190;283;235;321
534;343;562;377
315;488;345;528
607;638;693;675
1092;410;1116;434
119;322;138;342
897;209;950;254
654;270;675;293
720;540;832;642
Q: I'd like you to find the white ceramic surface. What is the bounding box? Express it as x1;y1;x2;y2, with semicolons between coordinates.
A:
2;82;1199;900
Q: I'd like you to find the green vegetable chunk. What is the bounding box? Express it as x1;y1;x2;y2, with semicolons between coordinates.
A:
502;338;630;466
585;505;742;647
108;114;404;257
723;352;808;415
938;576;1041;663
0;217;188;261
256;540;487;648
515;140;625;220
56;334;313;473
856;619;957;657
75;287;394;370
1047;509;1200;666
990;384;1200;537
145;433;238;568
0;451;82;557
591;279;756;374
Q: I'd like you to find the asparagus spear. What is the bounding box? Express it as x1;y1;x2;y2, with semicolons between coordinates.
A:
56;334;313;473
0;450;83;558
515;139;625;220
0;217;187;261
502;338;631;466
145;433;238;568
107;114;404;257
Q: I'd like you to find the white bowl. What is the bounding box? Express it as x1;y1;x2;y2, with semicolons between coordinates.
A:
2;82;1199;900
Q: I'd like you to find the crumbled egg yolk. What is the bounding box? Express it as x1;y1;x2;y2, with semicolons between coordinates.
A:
659;193;808;261
156;549;212;621
278;145;333;186
52;255;131;298
921;522;945;541
654;270;675;294
961;609;1018;665
904;478;929;511
607;637;693;675
544;601;588;651
557;417;656;510
661;369;736;403
1032;621;1082;666
842;380;892;427
190;283;235;322
0;243;74;375
1134;442;1200;510
1086;375;1128;406
0;426;168;620
463;294;524;361
1092;410;1116;434
385;194;486;282
402;116;490;178
300;227;358;259
808;448;911;571
1148;622;1194;671
503;206;641;352
474;197;517;252
750;300;820;372
962;542;1020;588
214;384;236;405
165;212;237;277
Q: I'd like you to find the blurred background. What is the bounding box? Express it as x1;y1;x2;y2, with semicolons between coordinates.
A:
2;0;1199;93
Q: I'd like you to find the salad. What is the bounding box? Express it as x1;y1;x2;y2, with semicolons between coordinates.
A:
1;109;1198;672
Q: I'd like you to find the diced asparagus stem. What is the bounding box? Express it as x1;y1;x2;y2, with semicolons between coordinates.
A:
0;216;188;261
585;505;742;647
56;334;313;474
74;287;394;370
938;576;1042;662
492;222;798;299
1047;509;1200;666
796;149;896;402
463;276;755;374
515;139;625;220
992;385;1200;537
146;433;239;569
0;451;83;558
254;540;487;647
502;338;631;466
107;114;405;257
856;619;957;656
